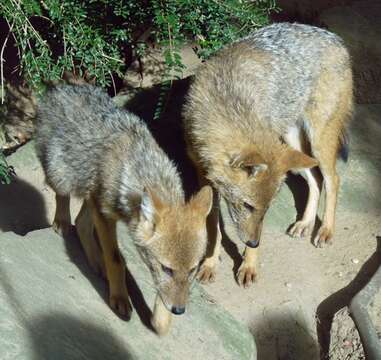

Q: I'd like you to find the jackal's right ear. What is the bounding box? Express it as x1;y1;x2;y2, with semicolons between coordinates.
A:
140;187;164;223
280;148;319;173
190;185;213;218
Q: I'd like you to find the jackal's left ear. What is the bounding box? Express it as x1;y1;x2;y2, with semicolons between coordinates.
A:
229;150;268;177
140;187;164;223
190;185;213;218
280;148;319;172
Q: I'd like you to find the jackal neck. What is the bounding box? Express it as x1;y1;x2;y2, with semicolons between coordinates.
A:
206;120;284;166
99;127;185;219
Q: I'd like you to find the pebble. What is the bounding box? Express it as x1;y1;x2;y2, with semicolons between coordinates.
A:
351;258;359;264
285;282;292;290
343;339;352;347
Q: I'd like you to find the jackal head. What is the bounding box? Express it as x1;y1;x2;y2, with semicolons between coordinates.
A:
134;186;213;315
213;144;318;247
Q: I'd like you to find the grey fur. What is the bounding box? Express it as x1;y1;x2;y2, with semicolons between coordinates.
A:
35;84;184;218
185;22;351;148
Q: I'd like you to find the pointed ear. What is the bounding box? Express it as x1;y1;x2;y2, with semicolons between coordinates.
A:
229;150;268;177
280;148;319;173
190;185;213;218
140;187;164;223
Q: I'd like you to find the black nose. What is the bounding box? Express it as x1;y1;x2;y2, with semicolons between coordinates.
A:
171;306;185;315
246;239;260;248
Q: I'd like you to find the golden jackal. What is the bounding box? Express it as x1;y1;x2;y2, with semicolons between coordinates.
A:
183;23;353;287
35;84;213;335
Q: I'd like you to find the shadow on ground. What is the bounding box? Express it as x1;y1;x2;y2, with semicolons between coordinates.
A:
30;313;134;360
0;177;49;235
316;236;381;359
251;312;320;360
221;230;242;276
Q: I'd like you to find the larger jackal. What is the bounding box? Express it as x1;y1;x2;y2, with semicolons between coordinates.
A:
183;23;353;287
35;84;212;335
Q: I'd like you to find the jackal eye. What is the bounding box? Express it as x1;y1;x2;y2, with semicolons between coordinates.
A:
243;202;255;212
189;266;197;275
161;264;174;277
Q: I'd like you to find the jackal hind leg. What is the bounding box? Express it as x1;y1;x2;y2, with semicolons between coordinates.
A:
310;131;341;247
306;67;352;247
89;197;132;318
75;199;106;278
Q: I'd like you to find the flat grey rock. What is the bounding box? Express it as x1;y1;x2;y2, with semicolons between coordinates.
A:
0;227;256;360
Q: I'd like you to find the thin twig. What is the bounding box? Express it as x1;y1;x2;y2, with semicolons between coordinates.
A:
5;18;20;59
0;21;15;104
101;53;124;64
10;0;46;46
63;26;67;60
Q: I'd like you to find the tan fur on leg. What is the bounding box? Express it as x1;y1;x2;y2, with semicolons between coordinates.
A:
75;199;106;278
52;194;72;237
190;153;222;284
89;197;132;318
151;294;172;336
237;246;258;288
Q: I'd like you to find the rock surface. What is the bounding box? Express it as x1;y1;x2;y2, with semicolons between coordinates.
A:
275;0;381;104
319;0;381;104
0;227;256;360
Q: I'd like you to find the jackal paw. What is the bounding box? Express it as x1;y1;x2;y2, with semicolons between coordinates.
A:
197;263;217;284
52;220;73;237
110;293;132;319
288;220;315;238
237;263;257;288
313;226;333;248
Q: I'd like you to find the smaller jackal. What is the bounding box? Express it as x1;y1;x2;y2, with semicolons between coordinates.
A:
184;23;353;288
35;84;212;335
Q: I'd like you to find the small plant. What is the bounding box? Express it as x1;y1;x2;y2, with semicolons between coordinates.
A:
0;151;13;184
0;0;277;123
0;1;277;91
150;0;278;118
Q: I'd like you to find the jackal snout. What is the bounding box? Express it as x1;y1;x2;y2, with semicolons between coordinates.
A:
134;185;213;314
